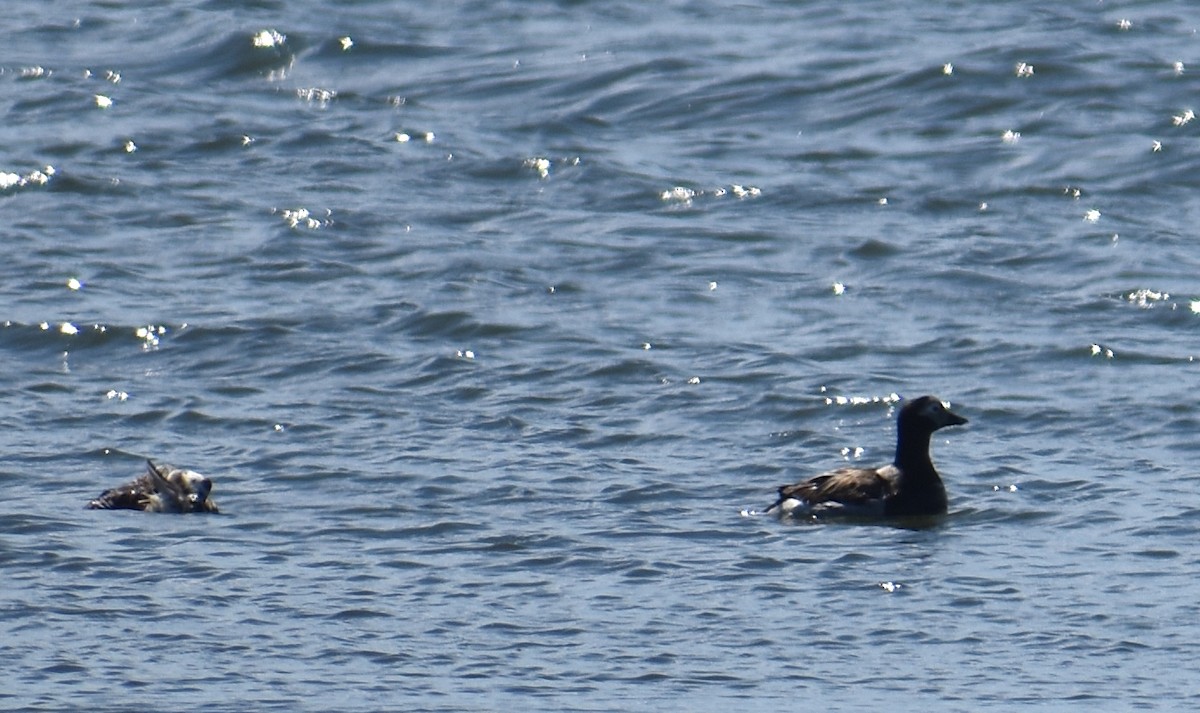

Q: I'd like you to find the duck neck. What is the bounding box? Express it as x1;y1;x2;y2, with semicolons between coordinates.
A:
893;425;935;476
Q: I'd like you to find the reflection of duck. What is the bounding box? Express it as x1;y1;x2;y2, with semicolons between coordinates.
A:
87;460;220;513
766;396;967;517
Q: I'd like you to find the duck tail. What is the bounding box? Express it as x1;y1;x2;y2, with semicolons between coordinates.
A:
748;487;791;516
762;495;785;514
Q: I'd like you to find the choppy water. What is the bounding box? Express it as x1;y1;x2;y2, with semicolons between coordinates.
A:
5;1;1200;710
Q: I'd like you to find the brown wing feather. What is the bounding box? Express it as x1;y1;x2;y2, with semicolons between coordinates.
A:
87;471;159;510
88;461;191;511
771;465;900;511
144;460;190;505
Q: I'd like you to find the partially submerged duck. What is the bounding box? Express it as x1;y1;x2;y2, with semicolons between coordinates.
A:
766;395;967;518
88;459;219;513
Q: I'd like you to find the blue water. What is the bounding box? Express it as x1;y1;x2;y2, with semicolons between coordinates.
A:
5;1;1200;710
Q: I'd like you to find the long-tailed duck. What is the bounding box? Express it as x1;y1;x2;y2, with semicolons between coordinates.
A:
87;459;219;513
766;395;967;518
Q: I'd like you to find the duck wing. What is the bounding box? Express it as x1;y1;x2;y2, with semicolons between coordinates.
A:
87;468;160;510
148;461;219;513
86;461;187;511
143;460;194;512
770;465;900;513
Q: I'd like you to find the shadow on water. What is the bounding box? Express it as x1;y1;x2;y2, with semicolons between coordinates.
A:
768;503;1060;531
772;510;948;531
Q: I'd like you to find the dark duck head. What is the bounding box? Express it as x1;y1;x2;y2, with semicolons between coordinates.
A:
767;395;967;518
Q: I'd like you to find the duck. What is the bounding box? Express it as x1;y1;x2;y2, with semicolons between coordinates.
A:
766;395;967;518
87;459;219;513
